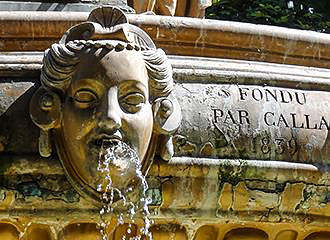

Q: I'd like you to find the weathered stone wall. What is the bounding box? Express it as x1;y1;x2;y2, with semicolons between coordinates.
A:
0;53;329;239
1;12;330;68
0;8;329;239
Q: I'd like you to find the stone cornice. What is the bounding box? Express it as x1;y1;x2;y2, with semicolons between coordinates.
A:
2;53;330;91
1;12;330;68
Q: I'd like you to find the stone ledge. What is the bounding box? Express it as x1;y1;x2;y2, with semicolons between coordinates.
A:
1;154;327;183
0;12;330;68
0;221;328;240
0;1;97;12
1;53;330;91
0;154;328;222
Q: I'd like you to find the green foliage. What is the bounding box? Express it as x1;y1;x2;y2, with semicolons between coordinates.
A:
206;0;330;33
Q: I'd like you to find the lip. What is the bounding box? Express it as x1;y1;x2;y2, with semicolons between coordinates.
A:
92;133;123;147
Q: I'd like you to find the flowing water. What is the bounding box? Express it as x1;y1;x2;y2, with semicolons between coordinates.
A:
97;141;153;240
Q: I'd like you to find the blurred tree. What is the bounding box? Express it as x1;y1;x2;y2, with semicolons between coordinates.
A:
206;0;330;33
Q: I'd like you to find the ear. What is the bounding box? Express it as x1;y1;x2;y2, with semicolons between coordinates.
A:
30;87;62;157
30;87;62;131
152;93;181;161
152;93;181;135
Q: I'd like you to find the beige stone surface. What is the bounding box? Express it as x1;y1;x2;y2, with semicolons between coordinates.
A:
0;53;329;239
0;156;328;227
279;183;305;212
218;183;233;212
0;8;329;238
0;221;328;240
1;12;330;68
131;0;211;18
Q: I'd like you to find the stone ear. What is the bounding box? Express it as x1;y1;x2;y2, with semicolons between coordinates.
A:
152;93;181;135
30;87;62;131
30;87;62;157
152;94;181;161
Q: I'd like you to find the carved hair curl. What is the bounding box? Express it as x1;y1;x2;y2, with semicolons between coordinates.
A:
40;40;174;101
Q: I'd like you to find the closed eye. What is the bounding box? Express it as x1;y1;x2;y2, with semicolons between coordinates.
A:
73;89;99;108
120;92;145;113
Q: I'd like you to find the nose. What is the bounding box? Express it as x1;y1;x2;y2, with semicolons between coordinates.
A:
98;110;121;130
98;89;122;131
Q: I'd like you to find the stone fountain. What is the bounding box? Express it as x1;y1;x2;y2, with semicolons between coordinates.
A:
0;1;329;240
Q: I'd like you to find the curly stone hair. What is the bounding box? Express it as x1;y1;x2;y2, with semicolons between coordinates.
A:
40;40;174;102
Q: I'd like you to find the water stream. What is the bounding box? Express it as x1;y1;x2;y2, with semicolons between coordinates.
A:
97;141;153;240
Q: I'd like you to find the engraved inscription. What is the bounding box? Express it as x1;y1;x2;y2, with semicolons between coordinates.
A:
212;86;330;131
264;112;330;130
261;136;298;155
238;87;306;105
209;85;329;161
174;83;329;163
212;109;250;125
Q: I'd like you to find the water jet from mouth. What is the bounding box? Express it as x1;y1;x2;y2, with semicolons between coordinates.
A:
97;141;153;240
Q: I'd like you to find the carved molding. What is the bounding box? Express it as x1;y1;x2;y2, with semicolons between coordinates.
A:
1;12;330;68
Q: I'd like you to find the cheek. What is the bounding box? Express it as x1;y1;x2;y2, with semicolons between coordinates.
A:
124;105;153;157
62;101;97;141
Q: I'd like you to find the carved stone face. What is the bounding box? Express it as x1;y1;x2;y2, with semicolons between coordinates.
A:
56;47;153;191
29;6;181;205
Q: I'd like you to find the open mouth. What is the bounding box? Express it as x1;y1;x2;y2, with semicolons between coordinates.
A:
93;135;122;148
